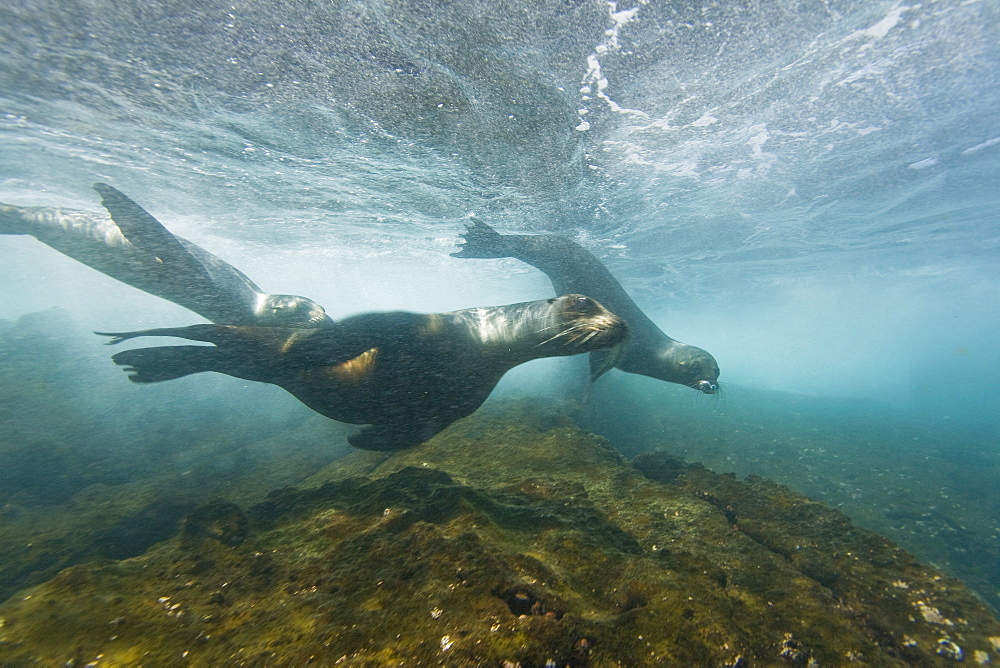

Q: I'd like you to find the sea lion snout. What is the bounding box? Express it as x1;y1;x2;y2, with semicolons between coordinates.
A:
596;313;629;347
257;294;331;325
667;345;720;394
695;379;718;394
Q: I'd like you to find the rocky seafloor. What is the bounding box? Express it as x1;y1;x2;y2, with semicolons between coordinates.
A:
2;401;999;665
579;374;1000;618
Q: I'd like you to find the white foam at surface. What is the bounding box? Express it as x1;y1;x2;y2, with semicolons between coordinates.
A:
908;157;938;170
962;137;1000;155
691;113;718;127
575;1;650;131
862;4;909;40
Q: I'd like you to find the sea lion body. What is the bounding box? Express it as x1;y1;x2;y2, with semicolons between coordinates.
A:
0;185;330;327
100;294;628;450
453;220;719;393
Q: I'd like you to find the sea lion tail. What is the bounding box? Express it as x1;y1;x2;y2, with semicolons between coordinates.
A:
93;183;213;281
451;217;511;258
111;345;220;383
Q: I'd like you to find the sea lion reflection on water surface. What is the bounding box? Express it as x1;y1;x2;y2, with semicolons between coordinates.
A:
99;294;628;451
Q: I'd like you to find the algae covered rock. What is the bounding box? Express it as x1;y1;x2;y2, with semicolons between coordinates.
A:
1;405;998;665
0;308;354;603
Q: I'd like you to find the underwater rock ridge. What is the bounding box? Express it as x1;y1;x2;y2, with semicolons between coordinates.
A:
1;411;998;665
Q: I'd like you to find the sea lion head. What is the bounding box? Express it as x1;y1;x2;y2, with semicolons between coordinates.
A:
534;294;629;352
255;294;332;326
665;343;720;394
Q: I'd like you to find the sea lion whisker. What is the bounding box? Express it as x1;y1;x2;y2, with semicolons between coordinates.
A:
537;330;573;346
539;321;585;336
569;328;603;346
537;323;591;346
566;324;600;341
537;331;568;344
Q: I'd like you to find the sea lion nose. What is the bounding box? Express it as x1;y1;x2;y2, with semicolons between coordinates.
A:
607;317;629;344
696;380;717;394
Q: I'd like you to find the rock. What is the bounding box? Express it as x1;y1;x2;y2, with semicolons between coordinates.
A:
0;406;997;665
180;500;249;547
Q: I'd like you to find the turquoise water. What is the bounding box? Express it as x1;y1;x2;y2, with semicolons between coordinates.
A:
1;0;997;609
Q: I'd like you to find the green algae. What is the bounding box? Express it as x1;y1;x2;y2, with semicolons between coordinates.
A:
1;403;998;666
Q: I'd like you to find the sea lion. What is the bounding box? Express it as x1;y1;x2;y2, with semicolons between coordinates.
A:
0;184;330;326
452;219;719;394
98;294;628;451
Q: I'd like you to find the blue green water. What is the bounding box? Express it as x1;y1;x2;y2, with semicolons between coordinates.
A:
1;0;997;610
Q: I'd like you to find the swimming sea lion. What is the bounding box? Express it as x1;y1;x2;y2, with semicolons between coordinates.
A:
0;184;330;326
452;219;719;394
98;294;629;451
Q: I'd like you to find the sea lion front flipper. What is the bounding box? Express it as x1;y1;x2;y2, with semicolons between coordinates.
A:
450;217;511;258
582;346;625;403
348;420;442;451
93;183;212;282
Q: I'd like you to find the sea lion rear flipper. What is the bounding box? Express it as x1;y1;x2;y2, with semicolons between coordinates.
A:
450;217;511;258
111;345;221;383
100;321;379;370
93;183;212;282
102;325;293;384
97;324;229;345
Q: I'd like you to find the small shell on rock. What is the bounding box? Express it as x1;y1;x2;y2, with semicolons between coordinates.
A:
936;639;963;661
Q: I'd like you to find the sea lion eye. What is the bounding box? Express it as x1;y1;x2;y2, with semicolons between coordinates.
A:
689;362;702;376
573;296;597;313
